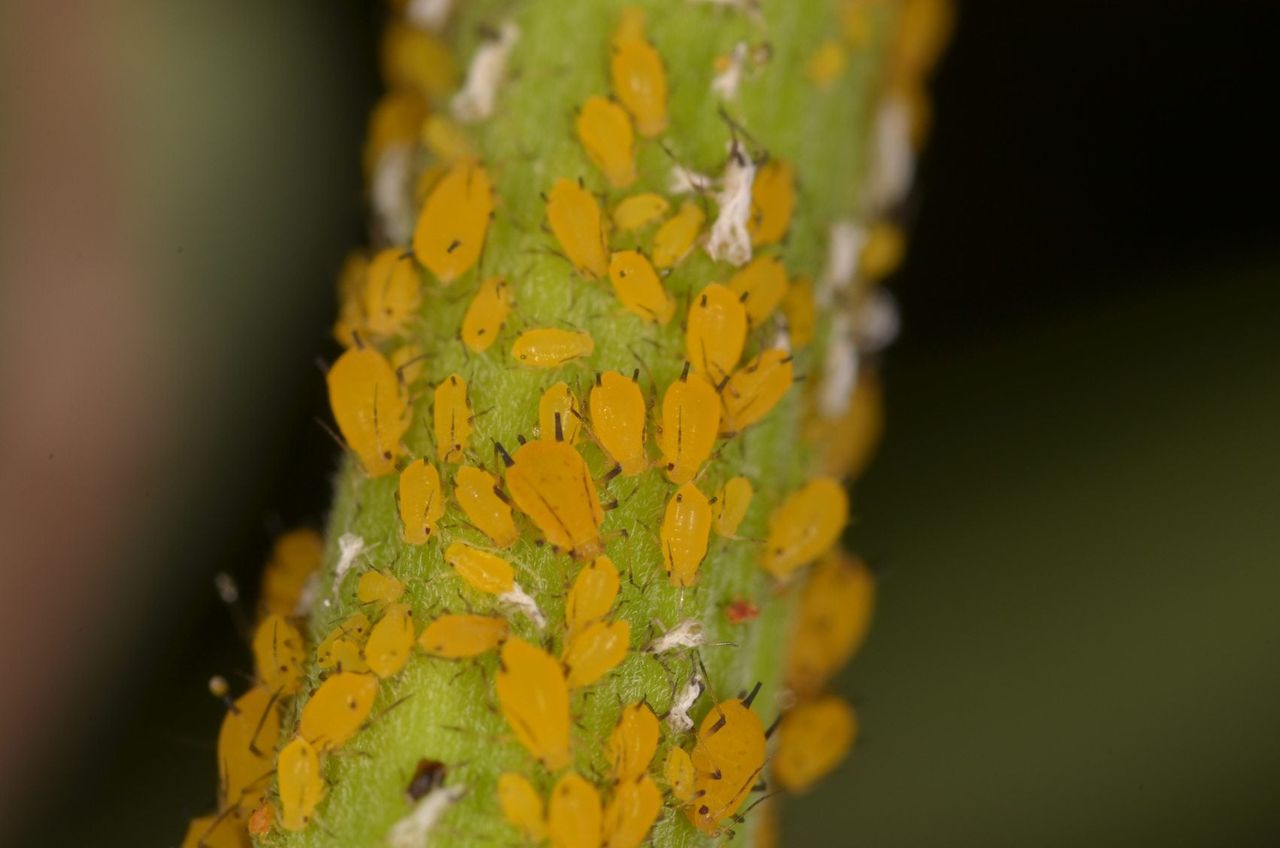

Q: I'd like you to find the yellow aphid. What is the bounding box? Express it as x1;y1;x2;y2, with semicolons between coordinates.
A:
788;552;875;694
540;381;584;443
364;89;427;178
418;614;508;658
496;638;572;770
712;476;753;537
381;21;457;99
390;341;428;385
774;696;858;793
589;370;647;477
721;348;795;433
890;0;955;86
444;541;515;595
761;477;849;578
606;703;659;782
546;177;609;278
611;193;668;231
332;250;370;349
860;221;906;281
687;696;767;835
503;439;605;559
278;736;326;832
609;8;668;138
728;255;788;326
399;459;446;545
658;366;720;484
247;802;274;839
364;602;416;678
461;275;513;352
839;0;874;47
412;158;493;285
180;814;249;848
660;482;713;586
362;248;422;340
685;283;747;383
748;159;796;246
327;345;410;478
576;95;636;188
806;40;848;89
511;328;595;368
315;613;371;673
358;570;406;605
565;555;620;634
299;672;379;752
251;614;305;696
217;685;280;811
421;114;474;162
608;250;674;324
663;747;696;802
547;771;603;848
259;528;323;618
810;369;884;481
781;275;816;348
498;772;546;842
433;374;473;463
562;619;631;688
652;201;705;269
453;465;518;547
602;776;662;848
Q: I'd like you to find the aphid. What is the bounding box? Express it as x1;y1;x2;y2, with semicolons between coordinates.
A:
433;374;473;463
609;7;668;138
399;460;446;545
451;21;519;123
251;614;305;696
859;220;906;282
685;282;747;383
461;275;513;353
259;528;323;619
326;345;410;478
495;638;572;770
706;142;756;266
502;438;605;560
780;275;815;348
453;465;518;547
807;368;883;481
357;570;406;606
412;158;493;285
247;802;274;837
333;249;370;348
387;783;467;848
390;341;428;385
589;370;647;476
299;672;379;752
644;618;706;654
217;685;280;811
364;602;415;678
761;477;849;578
666;672;705;733
546;177;608;279
180;813;249;848
611;193;668;231
725;598;759;624
547;771;602;848
712;476;753;537
748;159;796;246
727;255;788;327
278;736;325;832
407;759;447;802
607;250;674;324
576;95;636;188
332;533;367;598
773;695;858;793
381;21;457;100
720;348;794;434
315;612;371;673
602;775;662;848
562;618;631;688
421;114;475;162
565;555;620;635
362;248;422;340
660;482;713;587
807;39;848;89
498;772;547;842
687;694;767;834
418;614;508;658
658;365;720;484
652;201;705;269
606;702;659;782
787;552;875;695
446;542;546;627
511;328;595;368
663;746;696;801
539;381;584;443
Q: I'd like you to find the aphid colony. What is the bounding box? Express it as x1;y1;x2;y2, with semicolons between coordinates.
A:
183;0;952;845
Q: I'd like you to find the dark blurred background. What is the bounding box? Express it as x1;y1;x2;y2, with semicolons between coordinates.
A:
2;2;1277;846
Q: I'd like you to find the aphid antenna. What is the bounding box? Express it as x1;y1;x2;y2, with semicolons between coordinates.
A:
716;105;765;163
313;416;350;455
733;788;781;823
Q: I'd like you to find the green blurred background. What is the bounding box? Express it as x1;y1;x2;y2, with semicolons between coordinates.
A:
2;2;1277;846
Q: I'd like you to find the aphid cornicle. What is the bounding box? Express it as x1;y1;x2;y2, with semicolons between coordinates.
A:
511;328;595;368
652;201;705;270
761;477;849;578
609;6;668;138
433;374;473;464
357;569;406;606
364;602;415;678
503;438;605;560
546;177;608;279
251;614;306;695
663;746;696;802
278;736;325;832
326;345;411;478
727;255;789;327
685;282;748;383
217;685;280;812
773;695;858;793
660;481;713;586
658;365;721;484
362;248;422;340
453;464;518;547
713;475;753;537
589;370;648;477
412;158;493;284
495;638;572;770
787;552;875;695
315;612;371;673
548;771;603;848
461;275;512;353
418;613;508;658
299;672;379;752
539;381;584;443
720;348;795;434
565;555;620;635
606;702;659;782
687;695;768;835
399;459;446;545
748;158;796;246
608;250;675;324
259;528;323;618
576;95;636;188
498;772;547;841
611;192;668;232
603;775;662;848
562;618;630;688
